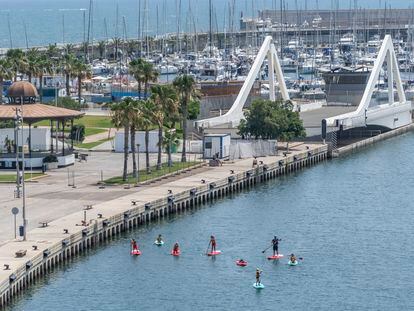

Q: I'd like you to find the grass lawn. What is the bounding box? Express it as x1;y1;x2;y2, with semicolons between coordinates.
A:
75;115;113;128
75;137;112;149
0;173;44;183
104;161;199;185
33;116;113;129
84;128;107;136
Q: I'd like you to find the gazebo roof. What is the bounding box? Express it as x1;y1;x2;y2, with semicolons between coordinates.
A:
0;103;84;121
8;81;39;98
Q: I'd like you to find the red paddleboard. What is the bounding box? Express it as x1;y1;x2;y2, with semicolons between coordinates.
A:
131;249;141;256
267;254;284;260
171;250;181;256
207;250;221;256
236;260;247;267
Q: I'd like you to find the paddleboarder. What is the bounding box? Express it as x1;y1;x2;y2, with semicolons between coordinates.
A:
209;235;217;253
173;242;180;254
255;268;262;285
131;239;138;251
272;236;281;256
156;234;163;244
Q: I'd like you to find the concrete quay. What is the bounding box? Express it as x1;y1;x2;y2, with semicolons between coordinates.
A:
0;143;327;308
332;123;414;157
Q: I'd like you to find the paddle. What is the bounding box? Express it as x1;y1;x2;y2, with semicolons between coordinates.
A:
261;245;272;253
262;238;282;253
205;241;211;255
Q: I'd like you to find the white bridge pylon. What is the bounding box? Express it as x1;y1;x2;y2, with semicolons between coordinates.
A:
196;36;290;129
323;35;412;138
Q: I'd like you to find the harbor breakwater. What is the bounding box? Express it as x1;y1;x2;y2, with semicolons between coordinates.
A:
0;144;327;308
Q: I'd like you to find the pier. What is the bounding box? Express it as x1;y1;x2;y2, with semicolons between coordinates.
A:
0;143;327;308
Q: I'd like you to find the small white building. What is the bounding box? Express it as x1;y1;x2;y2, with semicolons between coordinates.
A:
203;133;231;159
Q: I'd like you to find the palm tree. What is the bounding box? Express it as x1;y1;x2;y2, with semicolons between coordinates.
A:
97;41;106;60
142;61;159;98
173;75;200;162
46;44;60;59
64;43;75;55
61;53;76;96
162;127;180;167
82;42;89;61
128;99;142;178
138;99;155;174
112;37;122;61
6;49;26;82
129;58;145;98
0;58;11;103
150;84;178;169
71;59;92;107
111;99;134;181
25;48;42;83
37;55;52;103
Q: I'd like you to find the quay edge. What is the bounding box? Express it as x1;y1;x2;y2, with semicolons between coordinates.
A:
0;144;328;308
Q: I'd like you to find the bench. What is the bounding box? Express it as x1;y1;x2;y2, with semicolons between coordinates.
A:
131;200;138;206
15;250;27;258
39;221;49;227
79;154;88;162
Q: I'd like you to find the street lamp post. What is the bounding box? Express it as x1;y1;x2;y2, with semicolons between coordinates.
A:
14;108;21;199
19;96;27;241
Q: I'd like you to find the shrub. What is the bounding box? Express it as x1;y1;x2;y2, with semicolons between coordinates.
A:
43;154;58;163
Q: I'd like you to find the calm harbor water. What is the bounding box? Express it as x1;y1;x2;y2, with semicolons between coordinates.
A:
6;133;414;310
0;0;411;48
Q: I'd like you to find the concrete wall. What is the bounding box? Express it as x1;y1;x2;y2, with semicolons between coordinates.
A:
114;131;159;153
0;128;51;153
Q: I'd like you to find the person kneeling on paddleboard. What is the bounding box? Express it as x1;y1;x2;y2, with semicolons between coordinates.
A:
290;254;297;264
255;268;262;285
272;236;281;256
173;242;180;254
209;235;216;252
156;234;163;243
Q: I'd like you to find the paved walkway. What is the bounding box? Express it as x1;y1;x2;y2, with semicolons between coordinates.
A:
0;152;184;245
82;128;117;144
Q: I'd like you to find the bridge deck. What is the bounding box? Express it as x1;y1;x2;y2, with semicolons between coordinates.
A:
300;106;356;137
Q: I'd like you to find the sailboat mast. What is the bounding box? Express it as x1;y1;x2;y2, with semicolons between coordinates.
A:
209;0;212;56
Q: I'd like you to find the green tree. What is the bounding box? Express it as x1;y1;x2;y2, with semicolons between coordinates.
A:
162;127;180;167
128;99;142;178
71;59;92;106
61;53;76;96
129;58;145;98
142;61;159;97
47;97;80;110
97;41;106;59
139;99;156;174
150;84;179;169
6;49;26;81
36;55;52;103
25;48;42;83
173;75;200;162
0;58;12;103
112;37;122;61
238;99;306;143
111;99;134;181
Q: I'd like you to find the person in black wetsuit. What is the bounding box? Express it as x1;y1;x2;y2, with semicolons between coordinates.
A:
271;236;281;256
209;235;216;252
